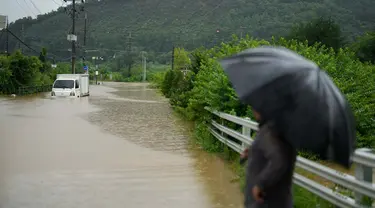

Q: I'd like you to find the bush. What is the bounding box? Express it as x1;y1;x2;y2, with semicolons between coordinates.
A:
156;35;375;207
0;51;59;94
164;36;375;149
161;69;175;97
106;63;170;83
351;32;375;64
148;71;166;88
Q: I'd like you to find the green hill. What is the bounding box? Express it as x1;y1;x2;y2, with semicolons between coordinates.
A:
1;0;374;60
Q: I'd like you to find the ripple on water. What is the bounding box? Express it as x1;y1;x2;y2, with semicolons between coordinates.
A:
85;84;189;155
85;83;244;208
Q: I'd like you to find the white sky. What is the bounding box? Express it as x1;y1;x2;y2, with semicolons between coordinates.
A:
0;0;65;23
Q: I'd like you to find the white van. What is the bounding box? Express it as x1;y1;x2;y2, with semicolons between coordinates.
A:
51;74;90;98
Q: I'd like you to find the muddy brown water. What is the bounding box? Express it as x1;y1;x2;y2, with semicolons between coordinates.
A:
0;82;243;208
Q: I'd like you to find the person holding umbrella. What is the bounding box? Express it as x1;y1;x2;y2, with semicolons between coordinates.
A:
240;108;297;207
220;46;356;208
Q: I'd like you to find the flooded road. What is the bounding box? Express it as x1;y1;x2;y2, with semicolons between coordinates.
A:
0;82;243;208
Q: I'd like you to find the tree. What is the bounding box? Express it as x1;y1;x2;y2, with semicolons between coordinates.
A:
173;48;191;70
351;32;375;63
9;51;42;87
2;0;373;57
39;47;47;63
0;55;12;85
287;17;345;50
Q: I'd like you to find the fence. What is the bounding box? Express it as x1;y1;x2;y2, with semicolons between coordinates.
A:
205;107;375;208
0;85;52;96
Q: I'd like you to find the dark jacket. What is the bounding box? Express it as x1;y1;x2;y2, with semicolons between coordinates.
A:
244;122;297;208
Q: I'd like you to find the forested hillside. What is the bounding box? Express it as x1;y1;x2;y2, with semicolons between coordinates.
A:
1;0;374;60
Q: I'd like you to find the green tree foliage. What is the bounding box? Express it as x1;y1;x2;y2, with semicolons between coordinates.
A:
39;47;47;63
9;51;43;87
160;48;195;114
159;36;375;150
0;51;69;94
161;70;175;97
155;36;375;207
0;56;12;87
351;32;375;63
173;48;191;70
287;17;345;50
1;0;373;59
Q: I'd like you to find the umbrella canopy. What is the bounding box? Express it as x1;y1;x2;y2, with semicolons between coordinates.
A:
220;46;356;168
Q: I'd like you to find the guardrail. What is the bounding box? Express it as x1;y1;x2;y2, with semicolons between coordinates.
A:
205;107;374;208
0;85;51;96
17;85;52;96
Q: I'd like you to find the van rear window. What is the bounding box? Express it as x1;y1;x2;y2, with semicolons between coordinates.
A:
53;80;74;89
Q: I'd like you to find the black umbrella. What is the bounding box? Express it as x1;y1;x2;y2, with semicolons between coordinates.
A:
220;46;356;168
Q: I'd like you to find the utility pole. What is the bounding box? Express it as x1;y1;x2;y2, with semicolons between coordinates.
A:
171;45;175;70
83;12;87;74
65;0;78;73
141;51;147;82
65;0;86;74
126;32;133;77
71;0;76;74
83;12;87;49
6;17;9;56
20;24;24;53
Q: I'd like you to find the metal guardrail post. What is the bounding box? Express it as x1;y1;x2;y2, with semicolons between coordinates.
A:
221;119;224;137
242;117;251;150
221;118;228;150
355;148;374;206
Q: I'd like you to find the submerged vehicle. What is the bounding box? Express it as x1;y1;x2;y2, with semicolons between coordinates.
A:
51;74;90;98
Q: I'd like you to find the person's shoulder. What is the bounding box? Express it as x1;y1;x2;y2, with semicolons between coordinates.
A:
259;123;287;145
258;123;278;139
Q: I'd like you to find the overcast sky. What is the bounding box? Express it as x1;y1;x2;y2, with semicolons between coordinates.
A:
0;0;64;23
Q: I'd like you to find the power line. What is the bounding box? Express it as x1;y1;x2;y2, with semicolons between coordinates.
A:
7;31;71;61
51;0;63;6
6;29;38;54
28;0;42;14
15;0;33;16
22;0;38;16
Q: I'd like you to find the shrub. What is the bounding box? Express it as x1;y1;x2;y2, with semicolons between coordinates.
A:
0;51;58;94
165;36;375;149
156;35;375;207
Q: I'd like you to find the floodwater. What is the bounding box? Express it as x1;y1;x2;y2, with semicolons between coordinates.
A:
0;82;243;208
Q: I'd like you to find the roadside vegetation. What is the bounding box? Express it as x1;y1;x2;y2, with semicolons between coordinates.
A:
151;18;375;207
0;50;71;95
